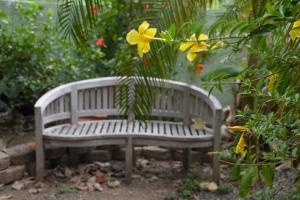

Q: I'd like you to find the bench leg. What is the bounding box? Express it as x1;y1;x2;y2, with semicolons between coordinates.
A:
125;137;133;183
183;148;190;170
212;154;220;184
36;140;45;182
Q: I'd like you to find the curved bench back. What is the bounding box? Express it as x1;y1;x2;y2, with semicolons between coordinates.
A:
35;77;222;127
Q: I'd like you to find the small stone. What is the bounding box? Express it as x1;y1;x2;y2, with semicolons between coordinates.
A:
0;165;25;184
4;144;34;165
0;152;10;171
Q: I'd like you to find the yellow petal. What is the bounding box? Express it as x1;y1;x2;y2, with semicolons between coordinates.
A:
292;20;300;29
179;42;195;52
198;34;208;41
189;34;197;40
126;30;140;45
138;21;150;34
290;29;300;40
190;43;208;53
144;28;157;38
142;42;150;53
138;43;144;58
187;51;197;61
235;134;245;154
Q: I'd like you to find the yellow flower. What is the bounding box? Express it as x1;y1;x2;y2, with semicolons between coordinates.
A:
227;126;249;133
179;34;209;61
126;21;157;58
290;19;300;40
235;134;245;154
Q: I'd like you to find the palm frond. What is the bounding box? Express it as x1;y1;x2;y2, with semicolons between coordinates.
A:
116;0;215;120
58;0;102;46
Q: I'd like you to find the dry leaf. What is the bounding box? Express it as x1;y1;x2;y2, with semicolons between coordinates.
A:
198;182;218;192
0;195;13;200
107;179;120;188
96;174;108;183
192;118;205;129
73;182;88;191
93;183;103;192
28;188;42;194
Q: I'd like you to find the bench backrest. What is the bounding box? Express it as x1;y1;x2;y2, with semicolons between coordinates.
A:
34;77;222;127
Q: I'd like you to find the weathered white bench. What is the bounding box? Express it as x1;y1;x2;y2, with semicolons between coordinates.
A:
34;77;222;183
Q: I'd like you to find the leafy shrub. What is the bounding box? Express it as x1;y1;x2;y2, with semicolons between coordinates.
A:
0;2;113;113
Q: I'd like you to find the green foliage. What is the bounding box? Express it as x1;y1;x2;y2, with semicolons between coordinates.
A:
204;0;300;198
0;2;111;112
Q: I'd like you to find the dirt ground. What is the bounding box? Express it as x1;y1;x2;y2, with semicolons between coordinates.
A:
0;160;237;200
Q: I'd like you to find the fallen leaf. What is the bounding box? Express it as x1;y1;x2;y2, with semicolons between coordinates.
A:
28;188;42;194
88;176;96;184
192;118;205;129
198;182;218;192
64;168;73;178
12;181;24;191
96;174;108;183
12;178;34;191
87;182;95;192
73;182;88;191
0;195;13;200
107;179;120;188
35;182;45;189
276;160;292;171
93;183;103;192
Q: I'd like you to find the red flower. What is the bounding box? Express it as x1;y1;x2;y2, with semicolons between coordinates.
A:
95;37;107;48
91;5;98;15
197;64;204;73
194;64;204;80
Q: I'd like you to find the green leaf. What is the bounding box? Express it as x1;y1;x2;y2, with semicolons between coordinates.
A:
261;164;275;187
168;24;176;39
239;167;256;198
249;24;277;36
230;164;240;180
201;66;243;81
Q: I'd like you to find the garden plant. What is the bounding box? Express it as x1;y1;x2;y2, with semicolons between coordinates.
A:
0;0;300;199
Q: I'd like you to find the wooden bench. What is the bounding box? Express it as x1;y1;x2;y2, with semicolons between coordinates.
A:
34;77;222;183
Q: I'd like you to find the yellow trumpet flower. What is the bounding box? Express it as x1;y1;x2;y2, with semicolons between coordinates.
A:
235;134;245;154
227;126;249;133
179;34;209;61
126;21;157;58
290;19;300;40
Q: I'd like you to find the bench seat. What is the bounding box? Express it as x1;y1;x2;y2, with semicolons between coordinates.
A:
35;77;222;183
44;120;214;142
